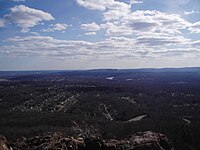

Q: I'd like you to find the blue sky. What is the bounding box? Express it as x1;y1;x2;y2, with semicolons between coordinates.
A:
0;0;200;70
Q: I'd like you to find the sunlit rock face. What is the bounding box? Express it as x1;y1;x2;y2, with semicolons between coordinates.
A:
7;131;173;150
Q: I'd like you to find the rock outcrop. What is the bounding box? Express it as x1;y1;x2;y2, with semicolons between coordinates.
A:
0;135;12;150
6;131;174;150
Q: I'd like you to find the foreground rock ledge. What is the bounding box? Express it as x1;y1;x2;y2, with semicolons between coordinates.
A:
1;131;174;150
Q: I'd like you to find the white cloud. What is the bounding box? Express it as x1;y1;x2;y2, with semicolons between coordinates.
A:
76;0;193;37
191;40;200;47
74;0;200;64
1;35;199;60
188;22;200;33
76;0;130;11
184;10;199;15
42;23;68;32
75;0;200;65
101;10;191;36
1;35;95;58
53;23;68;31
136;34;191;46
81;22;101;31
84;32;96;35
102;8;130;21
4;5;54;32
76;0;106;11
101;22;133;36
130;0;143;4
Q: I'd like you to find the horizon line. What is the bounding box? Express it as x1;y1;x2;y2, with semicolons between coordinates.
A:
0;66;200;72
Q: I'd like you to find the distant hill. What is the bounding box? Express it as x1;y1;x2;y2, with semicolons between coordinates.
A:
1;67;200;77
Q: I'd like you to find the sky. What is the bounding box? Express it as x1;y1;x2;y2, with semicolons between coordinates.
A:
0;0;200;70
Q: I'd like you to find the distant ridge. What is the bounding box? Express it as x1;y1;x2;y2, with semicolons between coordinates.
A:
0;67;200;77
88;67;200;73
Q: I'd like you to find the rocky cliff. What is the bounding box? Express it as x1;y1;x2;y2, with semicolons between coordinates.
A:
0;131;174;150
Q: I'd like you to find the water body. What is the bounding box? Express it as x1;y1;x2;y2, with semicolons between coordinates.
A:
181;118;191;125
106;77;114;80
126;115;147;122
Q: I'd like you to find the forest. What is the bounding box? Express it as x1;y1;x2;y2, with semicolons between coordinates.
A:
0;68;200;150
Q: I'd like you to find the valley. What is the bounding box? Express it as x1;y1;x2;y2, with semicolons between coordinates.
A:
0;68;200;150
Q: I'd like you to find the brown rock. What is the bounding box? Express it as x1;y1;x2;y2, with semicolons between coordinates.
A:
7;131;174;150
0;135;12;150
